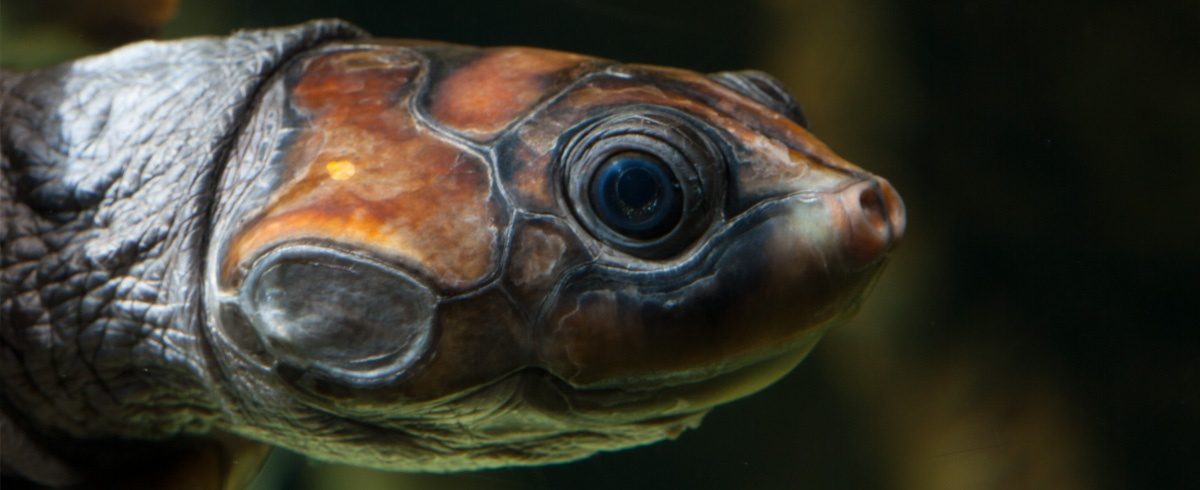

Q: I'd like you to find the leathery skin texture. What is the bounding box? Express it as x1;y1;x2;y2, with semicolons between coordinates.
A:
0;19;904;484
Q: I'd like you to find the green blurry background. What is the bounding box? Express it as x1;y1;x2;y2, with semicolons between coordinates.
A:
2;1;1196;489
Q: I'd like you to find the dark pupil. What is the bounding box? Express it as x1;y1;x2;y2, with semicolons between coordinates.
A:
616;167;658;216
589;153;683;240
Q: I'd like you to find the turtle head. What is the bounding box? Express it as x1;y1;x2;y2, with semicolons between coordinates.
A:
205;41;903;470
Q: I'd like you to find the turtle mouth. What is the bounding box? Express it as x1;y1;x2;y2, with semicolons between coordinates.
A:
485;342;816;429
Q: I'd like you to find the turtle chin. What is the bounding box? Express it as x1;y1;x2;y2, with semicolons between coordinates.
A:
447;349;817;467
288;349;813;472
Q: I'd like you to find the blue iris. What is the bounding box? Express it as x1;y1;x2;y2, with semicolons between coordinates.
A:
589;153;683;240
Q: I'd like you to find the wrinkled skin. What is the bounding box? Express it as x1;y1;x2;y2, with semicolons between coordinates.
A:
0;20;904;486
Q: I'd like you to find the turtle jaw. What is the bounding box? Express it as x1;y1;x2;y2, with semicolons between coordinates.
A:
519;337;818;425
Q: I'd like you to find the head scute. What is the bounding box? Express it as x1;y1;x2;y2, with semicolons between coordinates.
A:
710;70;809;128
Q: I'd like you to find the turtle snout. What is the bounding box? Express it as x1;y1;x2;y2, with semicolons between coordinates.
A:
834;177;906;268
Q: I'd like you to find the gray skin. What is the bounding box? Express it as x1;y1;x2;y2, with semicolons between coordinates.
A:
1;19;903;488
0;20;367;485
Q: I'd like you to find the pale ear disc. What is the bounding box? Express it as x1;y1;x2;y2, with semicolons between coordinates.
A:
241;246;436;385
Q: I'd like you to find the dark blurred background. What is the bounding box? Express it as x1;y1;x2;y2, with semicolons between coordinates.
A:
2;1;1196;489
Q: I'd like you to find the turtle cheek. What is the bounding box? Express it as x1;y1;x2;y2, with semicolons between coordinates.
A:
385;289;530;401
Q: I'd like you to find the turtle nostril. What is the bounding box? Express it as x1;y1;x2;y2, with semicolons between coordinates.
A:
858;185;887;233
875;177;906;242
835;178;905;268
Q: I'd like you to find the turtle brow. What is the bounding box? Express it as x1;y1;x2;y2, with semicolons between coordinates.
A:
481;63;620;143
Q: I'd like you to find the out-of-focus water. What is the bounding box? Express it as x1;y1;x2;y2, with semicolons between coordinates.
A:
3;1;1195;489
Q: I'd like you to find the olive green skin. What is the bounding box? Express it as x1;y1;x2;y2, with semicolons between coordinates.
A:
205;40;904;470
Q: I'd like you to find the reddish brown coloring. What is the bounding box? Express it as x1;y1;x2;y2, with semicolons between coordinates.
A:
225;48;503;291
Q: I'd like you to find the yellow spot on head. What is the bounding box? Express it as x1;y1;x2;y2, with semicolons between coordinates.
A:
326;160;356;180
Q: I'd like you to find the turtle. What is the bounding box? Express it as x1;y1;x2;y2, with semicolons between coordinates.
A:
0;19;905;488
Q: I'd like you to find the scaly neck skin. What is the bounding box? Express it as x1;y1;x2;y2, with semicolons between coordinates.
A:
0;21;366;444
0;66;222;440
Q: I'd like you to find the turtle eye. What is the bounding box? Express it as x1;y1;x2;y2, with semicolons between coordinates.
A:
562;109;723;259
589;152;683;240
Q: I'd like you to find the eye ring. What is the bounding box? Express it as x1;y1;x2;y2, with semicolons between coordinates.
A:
561;108;723;259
